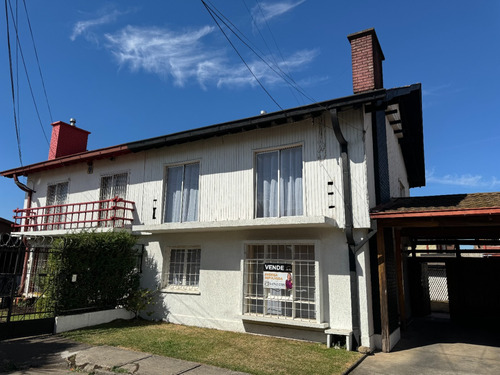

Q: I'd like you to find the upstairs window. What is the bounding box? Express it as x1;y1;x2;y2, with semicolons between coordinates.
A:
46;181;69;230
99;173;128;227
164;163;200;223
255;146;303;218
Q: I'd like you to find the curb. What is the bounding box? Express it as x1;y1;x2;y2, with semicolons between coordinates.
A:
342;353;369;375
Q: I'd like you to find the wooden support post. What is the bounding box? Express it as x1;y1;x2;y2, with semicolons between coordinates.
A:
377;226;390;352
394;229;406;330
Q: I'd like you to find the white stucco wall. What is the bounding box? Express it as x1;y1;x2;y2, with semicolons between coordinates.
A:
139;226;373;345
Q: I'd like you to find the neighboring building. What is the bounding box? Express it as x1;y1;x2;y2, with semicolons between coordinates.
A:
0;217;13;234
0;29;424;351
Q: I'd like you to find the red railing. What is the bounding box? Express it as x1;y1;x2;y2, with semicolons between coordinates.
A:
12;197;134;232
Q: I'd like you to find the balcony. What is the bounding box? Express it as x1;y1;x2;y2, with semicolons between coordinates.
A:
12;197;134;232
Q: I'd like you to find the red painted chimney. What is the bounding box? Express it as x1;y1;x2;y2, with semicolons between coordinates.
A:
347;28;385;94
48;119;90;160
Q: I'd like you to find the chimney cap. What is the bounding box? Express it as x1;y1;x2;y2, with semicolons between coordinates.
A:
347;28;385;61
69;118;76;126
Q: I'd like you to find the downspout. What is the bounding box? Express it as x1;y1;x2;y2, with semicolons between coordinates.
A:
330;108;374;349
13;174;35;295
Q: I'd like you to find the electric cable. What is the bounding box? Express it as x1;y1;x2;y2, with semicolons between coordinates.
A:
7;0;49;145
201;0;284;111
5;0;23;165
206;0;316;104
248;0;304;105
22;0;53;122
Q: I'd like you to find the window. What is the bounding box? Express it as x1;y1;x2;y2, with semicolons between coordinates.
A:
255;146;303;218
99;173;128;227
162;248;201;290
164;163;199;222
244;244;316;321
45;181;68;229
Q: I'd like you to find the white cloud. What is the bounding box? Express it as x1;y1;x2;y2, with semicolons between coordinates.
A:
105;25;217;86
426;169;500;188
104;24;318;89
71;9;125;42
251;0;306;25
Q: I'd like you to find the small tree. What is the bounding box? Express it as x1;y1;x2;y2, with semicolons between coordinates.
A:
123;288;158;319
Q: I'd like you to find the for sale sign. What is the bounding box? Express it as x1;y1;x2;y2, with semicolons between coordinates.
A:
263;263;293;290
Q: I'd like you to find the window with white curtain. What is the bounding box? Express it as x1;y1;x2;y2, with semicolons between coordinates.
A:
99;173;128;227
164;163;200;223
45;181;69;230
255;146;303;218
162;248;201;290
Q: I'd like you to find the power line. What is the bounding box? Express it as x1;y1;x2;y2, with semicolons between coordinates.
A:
205;1;317;105
246;0;304;106
4;0;23;165
7;0;49;145
22;0;53;122
201;0;284;111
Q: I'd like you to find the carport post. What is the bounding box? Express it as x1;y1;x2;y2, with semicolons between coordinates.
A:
377;225;390;352
395;229;406;330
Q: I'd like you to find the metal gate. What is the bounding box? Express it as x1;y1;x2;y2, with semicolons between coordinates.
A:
0;234;57;340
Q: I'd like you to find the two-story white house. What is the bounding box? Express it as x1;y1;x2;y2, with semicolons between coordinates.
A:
1;29;424;351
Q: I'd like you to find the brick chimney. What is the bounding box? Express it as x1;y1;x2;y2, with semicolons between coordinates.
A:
347;28;385;94
48;119;90;160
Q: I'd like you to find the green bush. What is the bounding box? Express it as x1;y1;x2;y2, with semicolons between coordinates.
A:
46;231;139;314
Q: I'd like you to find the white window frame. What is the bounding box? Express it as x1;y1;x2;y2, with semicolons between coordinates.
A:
163;162;200;223
254;145;304;218
45;181;69;230
242;241;320;323
99;172;129;227
162;247;201;293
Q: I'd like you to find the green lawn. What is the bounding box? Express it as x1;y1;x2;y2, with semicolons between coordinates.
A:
62;320;362;375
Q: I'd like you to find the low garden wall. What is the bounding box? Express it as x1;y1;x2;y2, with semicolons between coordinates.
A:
54;308;134;333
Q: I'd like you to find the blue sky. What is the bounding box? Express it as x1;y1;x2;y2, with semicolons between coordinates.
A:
1;0;499;221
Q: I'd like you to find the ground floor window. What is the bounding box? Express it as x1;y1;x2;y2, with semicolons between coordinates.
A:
244;244;316;321
162;248;201;291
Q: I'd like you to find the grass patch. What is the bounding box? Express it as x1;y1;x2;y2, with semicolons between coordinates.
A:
62;320;362;375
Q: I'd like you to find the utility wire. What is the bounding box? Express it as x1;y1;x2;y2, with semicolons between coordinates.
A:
245;0;303;106
5;0;23;165
7;0;49;145
205;1;317;104
22;0;53;122
201;0;283;111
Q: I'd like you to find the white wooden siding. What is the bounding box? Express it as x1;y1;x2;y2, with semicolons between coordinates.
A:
25;109;374;229
385;117;409;197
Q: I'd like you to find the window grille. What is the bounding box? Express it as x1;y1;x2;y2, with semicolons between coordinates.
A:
163;248;201;290
244;244;316;321
45;182;69;230
99;173;128;227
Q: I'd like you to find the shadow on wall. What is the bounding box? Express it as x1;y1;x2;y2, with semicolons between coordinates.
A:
139;253;170;321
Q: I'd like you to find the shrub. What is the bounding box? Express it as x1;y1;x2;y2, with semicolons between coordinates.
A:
46;231;139;314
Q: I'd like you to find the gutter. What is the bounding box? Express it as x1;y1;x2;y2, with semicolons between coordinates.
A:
330;108;361;349
330;108;378;350
12;174;35;296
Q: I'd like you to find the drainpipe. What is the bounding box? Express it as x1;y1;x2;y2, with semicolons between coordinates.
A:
330;108;364;349
12;174;35;295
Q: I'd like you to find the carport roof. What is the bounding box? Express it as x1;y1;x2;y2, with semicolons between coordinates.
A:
371;192;500;218
371;192;500;240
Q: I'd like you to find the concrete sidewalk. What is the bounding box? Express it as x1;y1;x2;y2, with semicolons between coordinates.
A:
0;334;249;375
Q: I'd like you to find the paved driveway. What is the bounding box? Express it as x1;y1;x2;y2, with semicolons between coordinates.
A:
350;315;500;375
